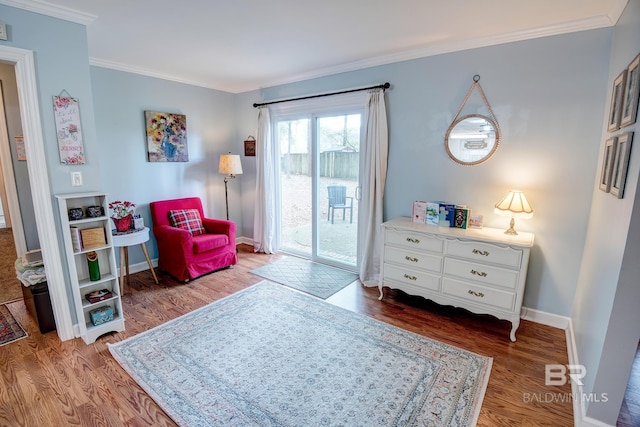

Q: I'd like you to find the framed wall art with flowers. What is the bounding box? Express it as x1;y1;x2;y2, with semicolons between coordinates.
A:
145;111;188;162
53;93;85;165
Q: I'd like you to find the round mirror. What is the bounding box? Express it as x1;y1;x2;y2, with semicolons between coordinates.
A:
444;114;501;166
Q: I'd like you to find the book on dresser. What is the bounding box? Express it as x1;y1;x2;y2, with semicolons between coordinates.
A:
379;216;534;342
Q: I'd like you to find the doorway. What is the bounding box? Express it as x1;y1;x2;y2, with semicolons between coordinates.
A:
0;45;73;340
277;112;362;269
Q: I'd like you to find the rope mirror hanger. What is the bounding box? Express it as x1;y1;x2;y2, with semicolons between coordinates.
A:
445;75;502;166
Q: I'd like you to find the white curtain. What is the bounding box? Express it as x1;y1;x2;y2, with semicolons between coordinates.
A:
358;89;388;287
253;107;278;253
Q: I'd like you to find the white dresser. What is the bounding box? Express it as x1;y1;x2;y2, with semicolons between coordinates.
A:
379;217;534;341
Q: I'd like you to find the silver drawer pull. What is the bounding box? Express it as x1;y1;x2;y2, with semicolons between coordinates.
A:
405;256;418;263
468;289;485;298
406;237;420;244
403;273;417;281
472;249;490;256
470;269;487;277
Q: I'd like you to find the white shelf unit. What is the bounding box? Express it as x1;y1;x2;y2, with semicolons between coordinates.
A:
56;192;125;344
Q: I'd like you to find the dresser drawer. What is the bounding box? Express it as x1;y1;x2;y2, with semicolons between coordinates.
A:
446;240;522;268
442;278;515;311
444;258;519;290
384;246;442;273
383;263;440;292
385;229;444;253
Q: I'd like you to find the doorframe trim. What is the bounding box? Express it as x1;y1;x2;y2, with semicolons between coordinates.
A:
0;45;74;340
0;79;27;254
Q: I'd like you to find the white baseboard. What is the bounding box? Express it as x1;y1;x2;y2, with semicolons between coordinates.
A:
117;258;158;277
237;236;253;246
521;306;570;329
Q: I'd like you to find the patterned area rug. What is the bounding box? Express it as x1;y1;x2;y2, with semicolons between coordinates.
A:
0;304;27;346
109;281;492;426
250;256;358;299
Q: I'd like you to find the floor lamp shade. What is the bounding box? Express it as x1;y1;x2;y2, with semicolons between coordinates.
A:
218;154;243;176
219;154;243;220
494;190;533;235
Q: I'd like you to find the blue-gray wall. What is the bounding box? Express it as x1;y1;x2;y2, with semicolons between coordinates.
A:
572;0;640;423
237;29;612;318
90;67;236;263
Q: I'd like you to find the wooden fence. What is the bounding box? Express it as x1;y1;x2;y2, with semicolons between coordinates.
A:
280;152;358;180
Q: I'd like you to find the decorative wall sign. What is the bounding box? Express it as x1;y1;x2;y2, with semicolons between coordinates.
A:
145;111;188;162
53;93;85;165
244;135;256;156
15;136;26;161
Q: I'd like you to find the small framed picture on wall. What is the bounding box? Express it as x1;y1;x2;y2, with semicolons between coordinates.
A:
607;70;627;132
599;136;618;193
610;132;634;199
244;136;256;157
620;53;640;128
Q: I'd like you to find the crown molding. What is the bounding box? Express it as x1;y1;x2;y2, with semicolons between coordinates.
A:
0;0;95;25
258;14;616;91
88;57;228;92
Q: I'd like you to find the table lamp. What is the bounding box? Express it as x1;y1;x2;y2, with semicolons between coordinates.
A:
218;153;243;220
494;190;533;235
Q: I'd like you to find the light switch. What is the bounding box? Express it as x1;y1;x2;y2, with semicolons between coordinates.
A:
0;23;7;41
71;171;83;186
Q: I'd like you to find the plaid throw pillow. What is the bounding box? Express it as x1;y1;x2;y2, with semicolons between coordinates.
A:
168;209;206;236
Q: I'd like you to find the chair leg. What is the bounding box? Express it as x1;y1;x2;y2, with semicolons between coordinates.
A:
349;206;353;224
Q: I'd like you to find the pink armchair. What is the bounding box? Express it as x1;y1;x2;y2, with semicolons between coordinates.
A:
149;197;238;281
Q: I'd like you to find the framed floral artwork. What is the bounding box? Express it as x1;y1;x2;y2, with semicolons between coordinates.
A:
599;136;617;193
620;53;640;128
607;70;627;133
145;111;188;162
610;132;634;199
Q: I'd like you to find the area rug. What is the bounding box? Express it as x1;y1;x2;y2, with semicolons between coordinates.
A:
109;281;492;426
250;256;358;298
0;304;27;346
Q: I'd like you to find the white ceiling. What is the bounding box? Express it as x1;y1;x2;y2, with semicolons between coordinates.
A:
2;0;629;93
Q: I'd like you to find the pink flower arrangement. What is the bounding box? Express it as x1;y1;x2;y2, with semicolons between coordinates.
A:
108;200;136;219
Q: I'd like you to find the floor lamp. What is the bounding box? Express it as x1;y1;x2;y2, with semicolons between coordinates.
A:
218;153;243;220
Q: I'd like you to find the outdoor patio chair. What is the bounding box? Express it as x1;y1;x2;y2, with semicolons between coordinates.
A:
327;185;353;224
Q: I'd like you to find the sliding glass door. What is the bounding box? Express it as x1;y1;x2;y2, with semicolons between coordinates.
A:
277;111;362;268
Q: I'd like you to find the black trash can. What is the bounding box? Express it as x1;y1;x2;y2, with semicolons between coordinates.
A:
21;281;56;334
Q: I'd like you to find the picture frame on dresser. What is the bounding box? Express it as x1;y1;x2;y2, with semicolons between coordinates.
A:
610;132;634;199
607;70;627;132
599;136;618;193
621;53;640;128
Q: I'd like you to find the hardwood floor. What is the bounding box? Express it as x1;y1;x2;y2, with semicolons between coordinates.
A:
0;245;575;426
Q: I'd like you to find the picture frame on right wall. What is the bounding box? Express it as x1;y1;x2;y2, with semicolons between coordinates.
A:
620;53;640;128
607;70;627;132
599;136;618;193
610;132;634;199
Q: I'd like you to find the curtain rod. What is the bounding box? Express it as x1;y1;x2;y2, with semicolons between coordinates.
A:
252;82;390;108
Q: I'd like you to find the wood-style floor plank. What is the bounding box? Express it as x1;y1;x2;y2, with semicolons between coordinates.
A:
0;245;579;426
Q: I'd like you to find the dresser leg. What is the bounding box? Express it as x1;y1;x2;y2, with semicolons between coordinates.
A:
378;286;384;301
510;319;520;342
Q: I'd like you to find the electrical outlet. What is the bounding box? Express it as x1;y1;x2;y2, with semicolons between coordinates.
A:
71;171;83;186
